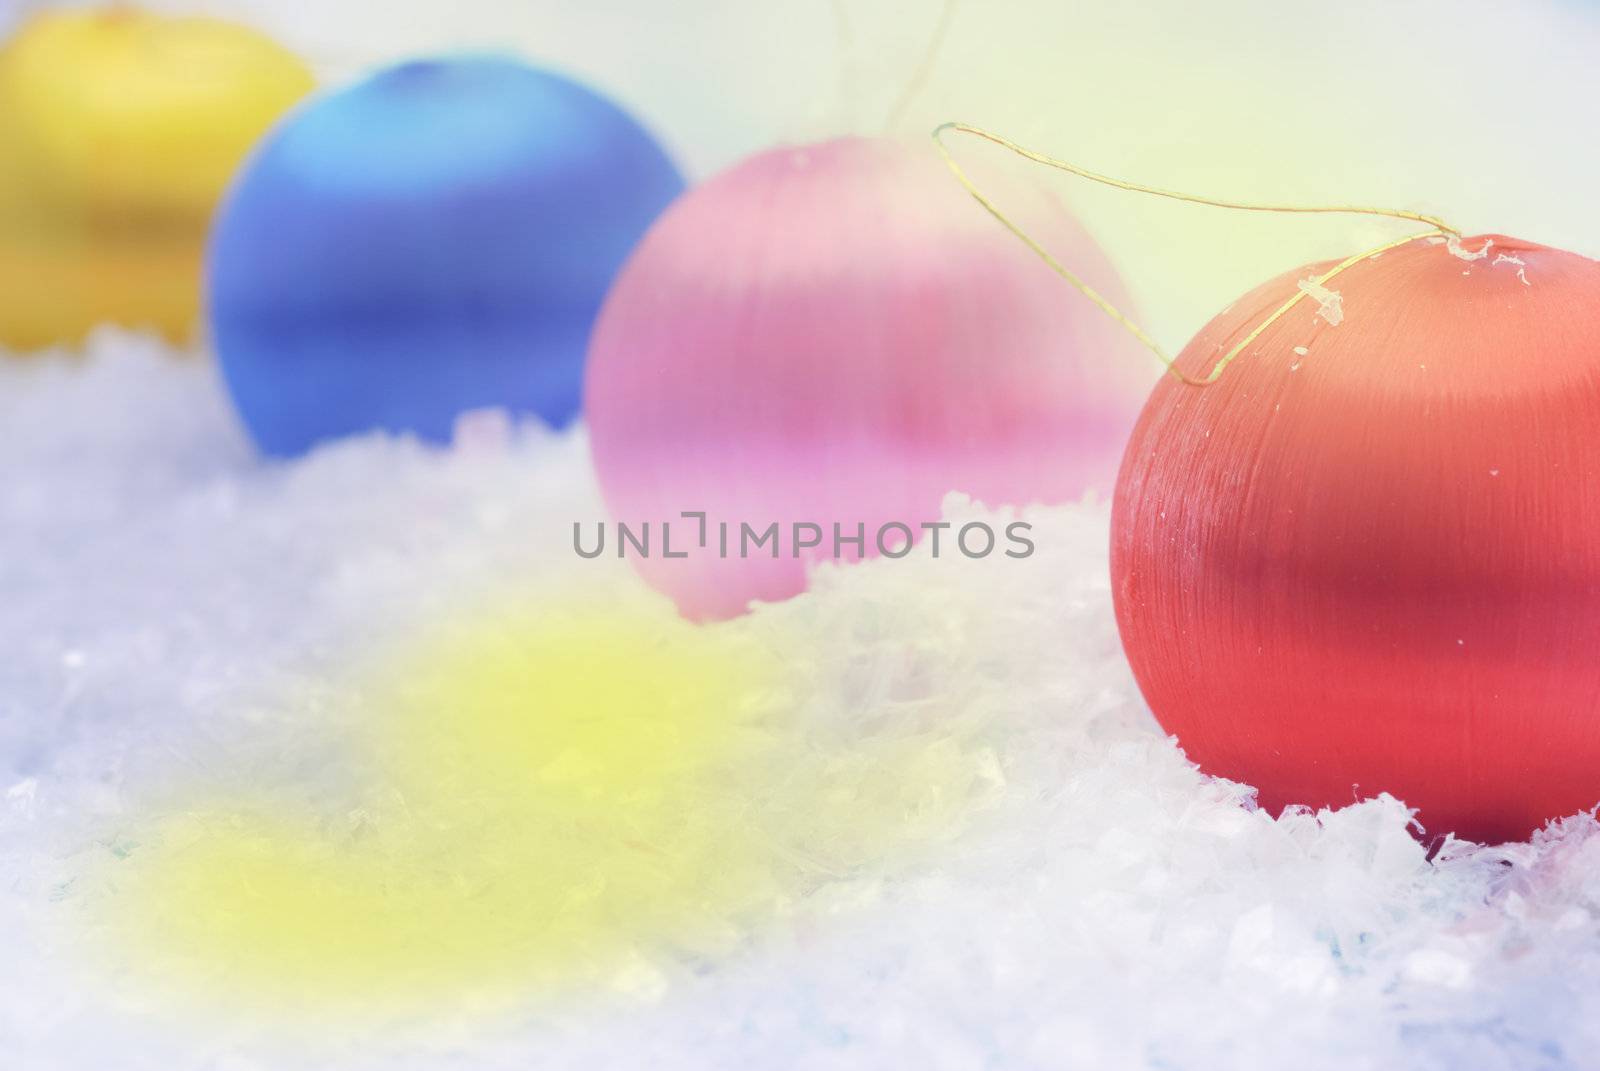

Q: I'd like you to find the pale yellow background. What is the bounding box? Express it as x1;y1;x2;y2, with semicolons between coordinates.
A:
11;0;1593;357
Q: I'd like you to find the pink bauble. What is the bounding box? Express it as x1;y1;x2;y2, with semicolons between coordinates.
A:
586;136;1153;620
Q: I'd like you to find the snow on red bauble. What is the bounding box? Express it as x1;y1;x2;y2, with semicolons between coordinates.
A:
1112;234;1600;844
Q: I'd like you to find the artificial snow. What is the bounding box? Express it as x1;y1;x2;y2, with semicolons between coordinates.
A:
1492;252;1533;287
1295;278;1344;326
1446;235;1493;262
5;336;1600;1071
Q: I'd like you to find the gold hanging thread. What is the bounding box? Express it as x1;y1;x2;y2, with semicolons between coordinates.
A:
930;122;1462;386
882;0;959;133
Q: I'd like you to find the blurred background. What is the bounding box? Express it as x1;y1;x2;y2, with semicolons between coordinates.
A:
6;0;1594;353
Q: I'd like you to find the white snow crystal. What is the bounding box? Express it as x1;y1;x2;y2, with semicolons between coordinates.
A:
1446;235;1493;261
1492;252;1532;286
1296;278;1344;325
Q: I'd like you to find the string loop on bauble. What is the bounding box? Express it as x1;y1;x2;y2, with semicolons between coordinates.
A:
931;121;1463;387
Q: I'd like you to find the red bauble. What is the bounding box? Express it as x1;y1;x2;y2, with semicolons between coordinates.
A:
1112;234;1600;844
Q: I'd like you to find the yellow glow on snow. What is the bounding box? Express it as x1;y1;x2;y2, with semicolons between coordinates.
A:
116;601;991;1014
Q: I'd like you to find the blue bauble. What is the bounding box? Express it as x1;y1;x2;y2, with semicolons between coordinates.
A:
209;55;685;456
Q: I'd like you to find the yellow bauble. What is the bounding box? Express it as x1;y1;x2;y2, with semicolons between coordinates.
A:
0;8;313;351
